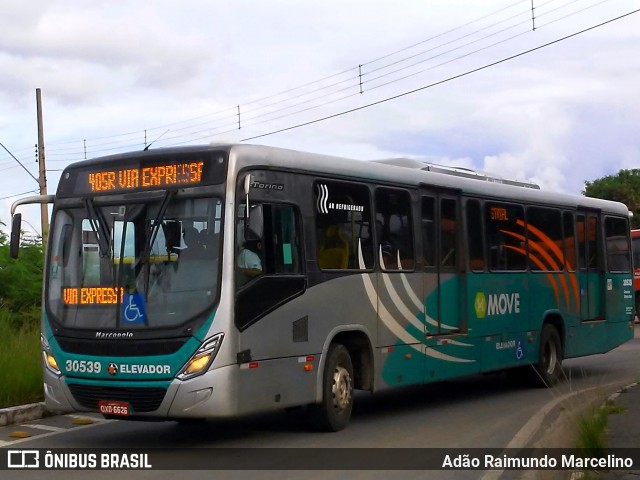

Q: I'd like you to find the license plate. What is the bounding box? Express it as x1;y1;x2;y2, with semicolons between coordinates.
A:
98;400;131;416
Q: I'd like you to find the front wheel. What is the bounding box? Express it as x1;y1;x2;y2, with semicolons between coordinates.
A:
532;325;563;387
309;344;354;432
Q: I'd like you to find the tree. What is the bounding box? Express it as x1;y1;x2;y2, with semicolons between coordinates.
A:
583;169;640;228
0;221;44;314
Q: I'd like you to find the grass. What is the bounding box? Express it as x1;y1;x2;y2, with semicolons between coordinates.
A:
546;395;628;480
0;307;43;409
575;399;627;455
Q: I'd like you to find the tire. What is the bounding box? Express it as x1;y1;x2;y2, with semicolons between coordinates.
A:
531;325;563;387
309;344;354;432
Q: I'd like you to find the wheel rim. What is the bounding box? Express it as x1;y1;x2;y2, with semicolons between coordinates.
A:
331;364;353;411
543;340;558;375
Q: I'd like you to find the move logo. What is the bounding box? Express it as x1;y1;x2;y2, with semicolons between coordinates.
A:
474;291;520;318
474;292;487;318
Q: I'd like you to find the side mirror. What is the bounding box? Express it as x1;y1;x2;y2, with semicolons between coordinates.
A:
10;213;22;259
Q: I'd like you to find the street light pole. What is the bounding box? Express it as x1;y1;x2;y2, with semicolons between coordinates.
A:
36;88;49;243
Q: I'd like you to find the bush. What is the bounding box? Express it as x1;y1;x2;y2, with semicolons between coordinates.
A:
0;230;44;314
0;225;45;407
0;307;43;408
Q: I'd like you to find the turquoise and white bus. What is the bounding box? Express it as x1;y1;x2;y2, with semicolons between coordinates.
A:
10;144;635;431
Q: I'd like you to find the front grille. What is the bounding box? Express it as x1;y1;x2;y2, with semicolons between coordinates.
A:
57;337;189;356
68;384;167;413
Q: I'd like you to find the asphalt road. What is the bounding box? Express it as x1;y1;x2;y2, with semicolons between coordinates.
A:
2;336;639;480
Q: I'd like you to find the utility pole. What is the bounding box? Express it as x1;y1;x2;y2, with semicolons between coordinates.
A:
36;88;49;242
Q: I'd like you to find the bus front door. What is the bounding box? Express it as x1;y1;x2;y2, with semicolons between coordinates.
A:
421;192;463;336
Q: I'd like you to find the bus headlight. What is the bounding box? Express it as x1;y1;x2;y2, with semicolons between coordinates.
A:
177;333;224;380
41;334;61;376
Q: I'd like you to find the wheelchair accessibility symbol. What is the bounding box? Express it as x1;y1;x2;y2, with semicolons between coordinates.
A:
122;293;146;324
516;340;525;360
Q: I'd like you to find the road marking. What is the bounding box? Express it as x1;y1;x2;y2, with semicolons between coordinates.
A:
25;424;66;432
0;417;115;447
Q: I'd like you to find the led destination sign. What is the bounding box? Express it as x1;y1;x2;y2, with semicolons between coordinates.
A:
86;161;204;193
56;151;228;197
63;287;124;305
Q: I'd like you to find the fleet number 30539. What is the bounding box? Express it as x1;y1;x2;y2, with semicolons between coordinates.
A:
65;360;102;373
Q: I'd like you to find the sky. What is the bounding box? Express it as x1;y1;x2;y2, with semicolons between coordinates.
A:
1;0;639;236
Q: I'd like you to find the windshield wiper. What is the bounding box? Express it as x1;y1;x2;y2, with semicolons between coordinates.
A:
135;190;175;271
84;197;112;258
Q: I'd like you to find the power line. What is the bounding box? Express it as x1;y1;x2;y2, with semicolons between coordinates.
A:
362;0;525;69
7;1;623;170
240;8;640;142
134;0;623;149
0;141;39;184
168;0;623;144
0;189;40;200
2;0;632;167
40;0;540;156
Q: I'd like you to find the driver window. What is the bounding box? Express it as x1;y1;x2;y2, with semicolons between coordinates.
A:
236;203;302;287
236;204;265;286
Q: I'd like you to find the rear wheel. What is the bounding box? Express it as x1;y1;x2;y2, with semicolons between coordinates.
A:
532;325;563;387
309;344;354;432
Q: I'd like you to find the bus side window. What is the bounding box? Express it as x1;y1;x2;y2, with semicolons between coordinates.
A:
526;207;563;272
578;214;601;270
272;204;302;274
563;211;577;271
587;215;600;270
485;202;526;271
466;199;485;271
422;196;436;268
440;198;457;269
375;188;414;271
313;180;373;270
576;214;587;270
605;216;631;272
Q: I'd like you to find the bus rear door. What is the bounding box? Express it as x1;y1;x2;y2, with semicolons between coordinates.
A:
421;191;463;336
577;211;605;321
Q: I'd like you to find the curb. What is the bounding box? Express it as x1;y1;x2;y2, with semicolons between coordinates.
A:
0;402;46;427
606;380;640;403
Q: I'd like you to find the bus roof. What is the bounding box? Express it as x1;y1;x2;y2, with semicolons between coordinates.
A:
60;143;630;217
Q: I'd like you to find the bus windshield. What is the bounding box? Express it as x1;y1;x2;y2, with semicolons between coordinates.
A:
46;195;222;330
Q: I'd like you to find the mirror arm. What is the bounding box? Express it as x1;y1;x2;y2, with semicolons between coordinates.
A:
243;174;252;220
9;194;56;259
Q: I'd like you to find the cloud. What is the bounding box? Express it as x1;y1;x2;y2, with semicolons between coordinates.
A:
1;0;639;239
0;2;216;105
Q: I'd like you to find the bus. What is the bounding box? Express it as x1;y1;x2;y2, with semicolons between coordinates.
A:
632;229;640;319
10;144;635;431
